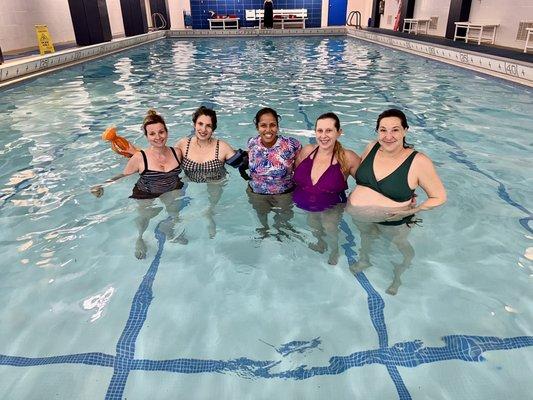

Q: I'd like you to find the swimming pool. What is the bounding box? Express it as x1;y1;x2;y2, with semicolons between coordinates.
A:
0;36;532;399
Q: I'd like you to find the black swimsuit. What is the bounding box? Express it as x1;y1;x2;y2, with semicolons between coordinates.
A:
130;148;183;200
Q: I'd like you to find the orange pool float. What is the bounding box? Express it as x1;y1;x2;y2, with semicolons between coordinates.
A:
102;127;139;158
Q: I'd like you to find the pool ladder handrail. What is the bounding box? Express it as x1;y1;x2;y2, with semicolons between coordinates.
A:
346;11;362;29
151;13;167;30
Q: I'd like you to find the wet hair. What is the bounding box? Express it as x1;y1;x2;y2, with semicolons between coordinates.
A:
315;112;349;175
142;109;167;135
253;107;280;128
375;108;412;148
192;106;217;131
316;112;340;130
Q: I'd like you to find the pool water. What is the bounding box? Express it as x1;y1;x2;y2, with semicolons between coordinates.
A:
0;37;532;399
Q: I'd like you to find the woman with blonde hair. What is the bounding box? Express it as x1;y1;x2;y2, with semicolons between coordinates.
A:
293;112;360;264
91;109;186;259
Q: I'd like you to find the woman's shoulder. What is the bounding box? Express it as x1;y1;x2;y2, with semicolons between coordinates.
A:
411;151;433;167
175;136;190;148
279;135;302;150
300;143;316;154
343;148;361;162
360;140;378;159
217;138;233;150
297;144;316;161
247;135;260;147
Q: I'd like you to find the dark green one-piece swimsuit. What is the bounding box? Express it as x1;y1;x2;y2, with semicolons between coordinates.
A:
355;142;418;226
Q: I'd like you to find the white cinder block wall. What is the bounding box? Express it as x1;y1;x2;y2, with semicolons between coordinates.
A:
346;0;533;50
0;0;126;53
346;0;373;28
0;0;74;52
469;0;533;49
108;0;126;38
412;0;452;37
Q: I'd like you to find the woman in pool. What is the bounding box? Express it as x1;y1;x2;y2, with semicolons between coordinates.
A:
91;109;186;259
347;108;446;294
175;106;245;238
247;107;302;239
293;112;360;265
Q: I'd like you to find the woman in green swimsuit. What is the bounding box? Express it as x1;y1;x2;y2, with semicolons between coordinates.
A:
347;109;446;294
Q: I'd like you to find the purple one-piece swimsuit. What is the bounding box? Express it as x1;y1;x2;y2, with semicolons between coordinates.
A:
293;147;348;212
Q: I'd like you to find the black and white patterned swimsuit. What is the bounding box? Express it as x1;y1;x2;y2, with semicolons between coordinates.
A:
181;137;227;183
131;148;183;199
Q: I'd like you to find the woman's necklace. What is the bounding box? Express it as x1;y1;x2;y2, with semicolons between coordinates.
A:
153;147;168;170
196;137;212;148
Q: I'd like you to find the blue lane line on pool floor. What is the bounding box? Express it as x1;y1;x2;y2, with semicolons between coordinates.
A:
290;71;412;399
2;335;533;377
1;217;533;397
418;116;533;234
1;101;532;399
105;217;169;399
340;218;411;399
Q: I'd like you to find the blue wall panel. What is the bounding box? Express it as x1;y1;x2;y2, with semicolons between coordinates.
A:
190;0;322;29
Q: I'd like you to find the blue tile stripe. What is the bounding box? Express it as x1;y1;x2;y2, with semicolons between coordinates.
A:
3;335;532;377
104;197;191;399
0;353;114;367
289;70;411;398
1;78;532;400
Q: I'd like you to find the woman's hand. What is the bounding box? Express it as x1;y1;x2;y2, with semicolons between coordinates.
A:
385;206;417;221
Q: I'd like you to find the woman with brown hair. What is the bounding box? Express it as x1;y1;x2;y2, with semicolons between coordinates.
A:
348;108;446;294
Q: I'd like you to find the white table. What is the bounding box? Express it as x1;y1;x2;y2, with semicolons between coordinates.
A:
402;18;430;35
524;28;533;53
454;22;499;45
208;18;239;30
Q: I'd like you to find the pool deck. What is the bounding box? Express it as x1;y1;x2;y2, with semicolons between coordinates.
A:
1;27;532;88
365;27;533;64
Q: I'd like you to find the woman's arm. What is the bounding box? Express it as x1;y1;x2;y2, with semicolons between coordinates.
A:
385;153;446;218
219;140;237;162
90;152;142;197
344;149;361;178
411;153;446;212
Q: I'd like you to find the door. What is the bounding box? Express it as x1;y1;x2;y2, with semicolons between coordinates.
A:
328;0;348;26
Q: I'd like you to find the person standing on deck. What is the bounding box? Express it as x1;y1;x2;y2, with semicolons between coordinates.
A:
264;0;274;28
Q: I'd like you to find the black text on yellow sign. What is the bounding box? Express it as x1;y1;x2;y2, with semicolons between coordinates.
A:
35;25;55;55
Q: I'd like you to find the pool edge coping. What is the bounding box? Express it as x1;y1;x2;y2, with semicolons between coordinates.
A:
1;28;532;88
347;28;533;88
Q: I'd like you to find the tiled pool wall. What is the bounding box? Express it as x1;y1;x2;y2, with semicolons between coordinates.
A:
0;31;166;87
1;28;532;88
189;0;323;29
347;28;533;88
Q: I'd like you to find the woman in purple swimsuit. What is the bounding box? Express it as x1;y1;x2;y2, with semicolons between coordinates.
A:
293;112;360;264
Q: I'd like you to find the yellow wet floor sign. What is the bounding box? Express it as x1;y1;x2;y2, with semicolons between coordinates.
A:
35;25;55;55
